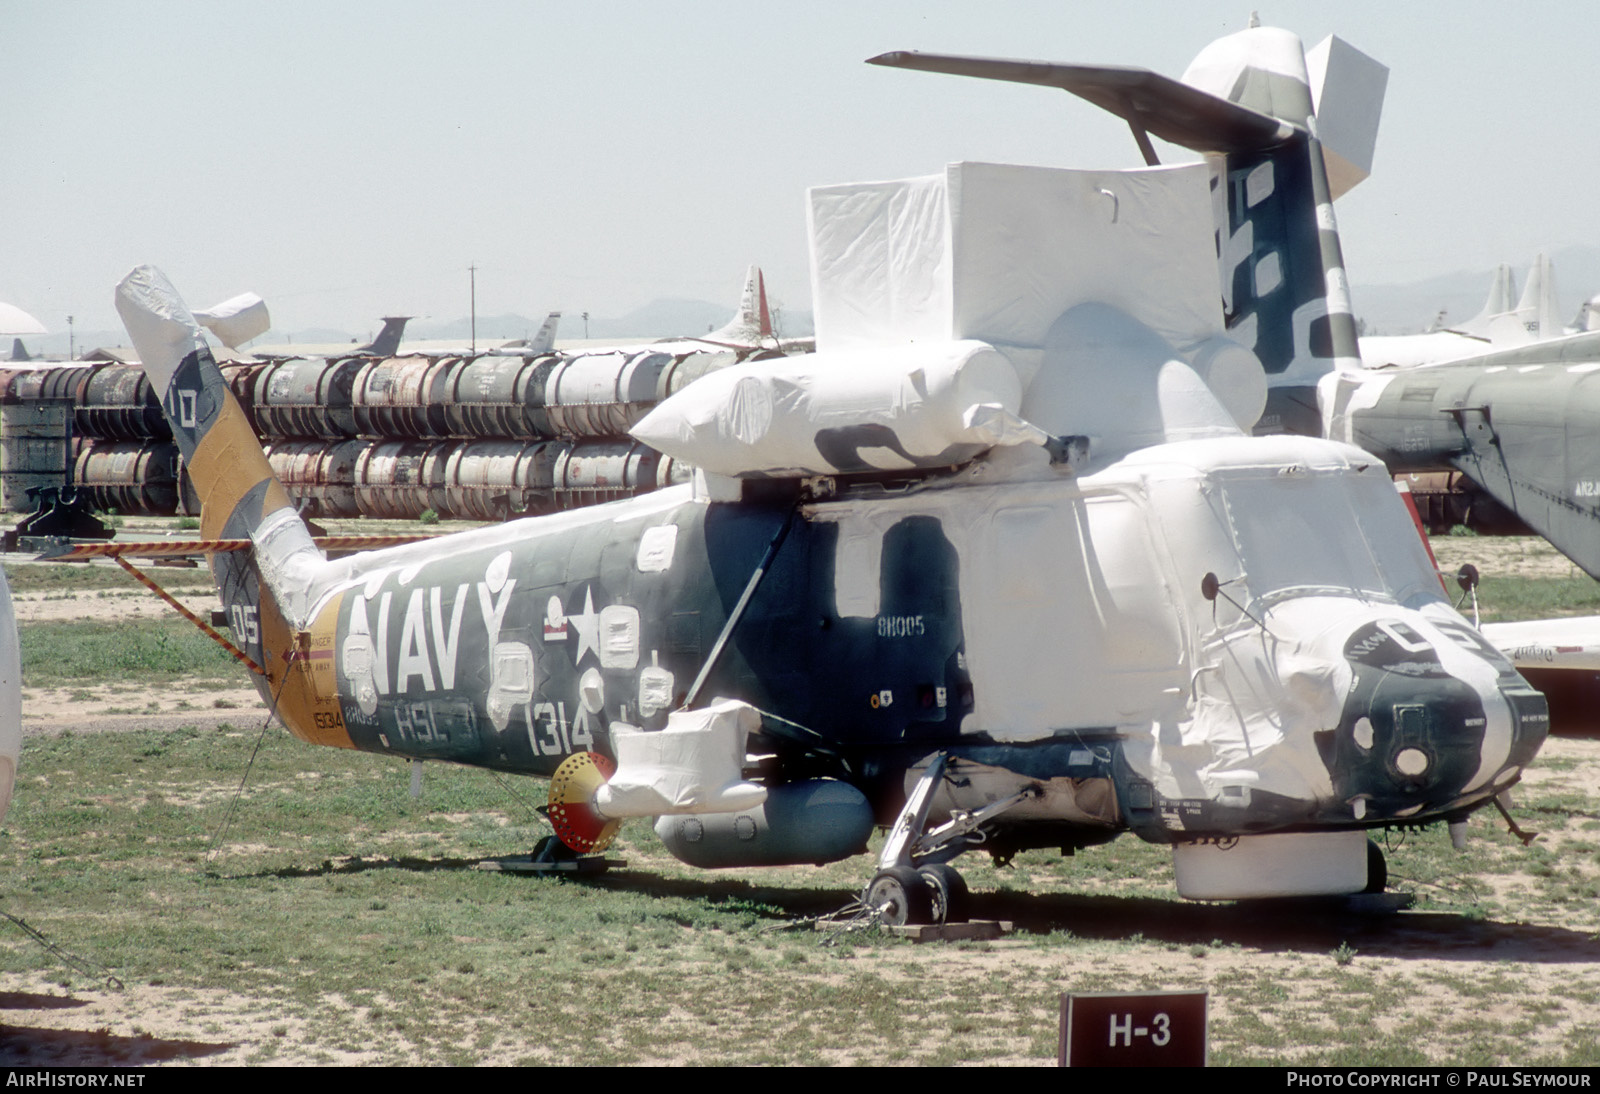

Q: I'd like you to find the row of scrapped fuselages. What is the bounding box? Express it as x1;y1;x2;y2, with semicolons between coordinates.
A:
0;344;785;518
0;345;779;443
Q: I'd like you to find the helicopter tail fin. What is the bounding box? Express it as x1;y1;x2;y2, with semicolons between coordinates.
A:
870;23;1385;435
114;266;326;635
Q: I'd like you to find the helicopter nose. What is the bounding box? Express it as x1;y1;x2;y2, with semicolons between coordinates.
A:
1321;618;1547;819
1331;674;1485;813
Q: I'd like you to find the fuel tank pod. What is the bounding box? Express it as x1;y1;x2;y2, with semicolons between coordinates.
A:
654;780;874;869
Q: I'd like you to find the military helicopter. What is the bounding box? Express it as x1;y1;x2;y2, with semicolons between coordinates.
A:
102;22;1547;925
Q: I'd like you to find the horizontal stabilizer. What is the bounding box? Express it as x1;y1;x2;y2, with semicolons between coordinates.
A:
193;292;270;350
868;51;1293;155
1440;328;1600;370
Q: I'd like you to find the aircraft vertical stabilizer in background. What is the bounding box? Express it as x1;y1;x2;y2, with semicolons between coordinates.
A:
356;316;413;357
1571;293;1600;334
104;20;1549;920
0;303;48;363
1360;256;1578;370
489;311;561;356
1461;265;1518;337
698;266;773;348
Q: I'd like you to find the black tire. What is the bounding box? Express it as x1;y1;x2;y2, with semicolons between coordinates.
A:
865;866;936;926
1363;839;1387;894
918;863;970;924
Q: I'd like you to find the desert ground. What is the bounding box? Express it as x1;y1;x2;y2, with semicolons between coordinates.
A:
0;529;1596;1066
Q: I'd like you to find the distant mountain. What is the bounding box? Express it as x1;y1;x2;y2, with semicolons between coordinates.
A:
404;298;815;346
30;251;1600;360
1352;244;1600;336
600;298;737;340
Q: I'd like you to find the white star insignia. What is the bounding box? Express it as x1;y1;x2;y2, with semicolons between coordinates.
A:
571;586;601;666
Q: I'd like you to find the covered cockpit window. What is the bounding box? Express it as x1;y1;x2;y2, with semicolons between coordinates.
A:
1217;465;1442;609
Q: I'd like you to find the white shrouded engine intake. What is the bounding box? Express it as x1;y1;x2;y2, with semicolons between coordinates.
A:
631;339;1027;479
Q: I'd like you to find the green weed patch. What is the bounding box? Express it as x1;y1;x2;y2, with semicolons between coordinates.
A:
20;619;240;684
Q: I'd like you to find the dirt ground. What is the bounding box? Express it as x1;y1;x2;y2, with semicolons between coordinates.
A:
2;540;1599;1066
9;566;263;738
1429;534;1590;581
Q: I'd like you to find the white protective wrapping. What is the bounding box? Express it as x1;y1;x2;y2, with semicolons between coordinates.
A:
808;172;952;351
1305;36;1387;201
193;292;271;350
803;161;1264;450
1023;303;1244;455
115;267;329;630
1173;831;1368;899
808;162;1223;358
594;697;768;818
1182;26;1315;128
631;339;1023;478
0;303;47;336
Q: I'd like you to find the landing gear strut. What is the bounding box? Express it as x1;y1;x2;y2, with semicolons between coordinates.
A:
863;752;1034;926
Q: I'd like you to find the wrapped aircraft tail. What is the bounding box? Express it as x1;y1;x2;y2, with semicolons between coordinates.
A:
870;23;1385;436
114;265;327;654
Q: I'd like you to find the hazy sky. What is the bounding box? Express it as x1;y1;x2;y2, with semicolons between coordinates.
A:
4;1;1596;339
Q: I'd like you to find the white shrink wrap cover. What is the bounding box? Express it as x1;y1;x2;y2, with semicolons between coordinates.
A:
630;339;1023;478
1305;35;1387;201
808;161;1222;357
594;697;768;818
193;292;271;350
1022;302;1242;455
808;173;952;351
0;303;47;336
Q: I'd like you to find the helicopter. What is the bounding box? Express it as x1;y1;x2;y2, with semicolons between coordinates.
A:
101;22;1547;924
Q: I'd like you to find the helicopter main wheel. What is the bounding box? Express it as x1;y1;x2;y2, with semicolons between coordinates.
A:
917;863;970;924
864;866;935;926
1363;839;1388;894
